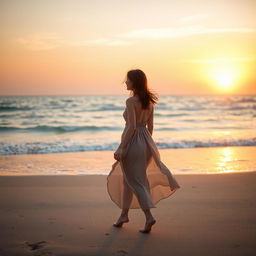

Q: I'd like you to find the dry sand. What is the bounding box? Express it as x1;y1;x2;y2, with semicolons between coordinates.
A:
0;171;256;256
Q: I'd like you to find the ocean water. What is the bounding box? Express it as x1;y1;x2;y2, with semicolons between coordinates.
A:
0;94;256;155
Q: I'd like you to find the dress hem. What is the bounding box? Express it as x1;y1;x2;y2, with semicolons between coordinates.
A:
106;160;181;210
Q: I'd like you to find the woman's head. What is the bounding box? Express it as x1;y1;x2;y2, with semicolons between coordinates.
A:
124;69;158;109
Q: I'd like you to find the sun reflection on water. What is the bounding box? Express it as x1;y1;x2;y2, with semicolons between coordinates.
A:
216;147;236;173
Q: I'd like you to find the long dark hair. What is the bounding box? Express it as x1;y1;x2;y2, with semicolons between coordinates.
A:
126;69;158;109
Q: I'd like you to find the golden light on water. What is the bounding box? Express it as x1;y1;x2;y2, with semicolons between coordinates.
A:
216;147;235;173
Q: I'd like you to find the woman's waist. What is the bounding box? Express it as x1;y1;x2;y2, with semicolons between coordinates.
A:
125;122;147;128
136;122;147;127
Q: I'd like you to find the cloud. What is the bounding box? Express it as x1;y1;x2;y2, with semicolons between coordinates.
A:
16;33;64;51
15;33;134;51
117;25;256;39
67;38;134;46
178;57;255;63
16;25;256;51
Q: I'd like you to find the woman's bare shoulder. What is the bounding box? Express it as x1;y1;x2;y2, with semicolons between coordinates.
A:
126;96;137;104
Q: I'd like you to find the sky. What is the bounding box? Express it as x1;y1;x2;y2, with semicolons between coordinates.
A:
0;0;255;96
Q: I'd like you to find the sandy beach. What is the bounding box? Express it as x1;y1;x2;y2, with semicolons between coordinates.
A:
1;169;256;255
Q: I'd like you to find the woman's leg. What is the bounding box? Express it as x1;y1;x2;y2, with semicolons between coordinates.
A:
121;176;133;213
113;177;132;226
140;208;156;233
142;208;154;221
122;151;155;211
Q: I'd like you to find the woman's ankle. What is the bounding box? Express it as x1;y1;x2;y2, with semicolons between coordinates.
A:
121;211;129;217
142;208;153;220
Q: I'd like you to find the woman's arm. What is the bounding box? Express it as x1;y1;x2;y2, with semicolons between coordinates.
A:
147;106;154;136
118;98;136;149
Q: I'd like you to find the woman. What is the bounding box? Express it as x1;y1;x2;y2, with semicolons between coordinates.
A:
107;69;181;233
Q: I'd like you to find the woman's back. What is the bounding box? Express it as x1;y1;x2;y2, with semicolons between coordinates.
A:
123;96;153;125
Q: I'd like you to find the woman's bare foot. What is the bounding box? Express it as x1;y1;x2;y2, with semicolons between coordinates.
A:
139;217;156;233
113;216;129;227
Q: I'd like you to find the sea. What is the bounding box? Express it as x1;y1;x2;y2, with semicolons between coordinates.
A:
0;95;256;176
0;94;255;175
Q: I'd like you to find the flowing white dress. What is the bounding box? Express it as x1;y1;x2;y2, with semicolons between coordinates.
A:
107;97;180;210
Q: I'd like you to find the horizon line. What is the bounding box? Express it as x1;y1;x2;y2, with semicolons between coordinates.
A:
0;93;255;97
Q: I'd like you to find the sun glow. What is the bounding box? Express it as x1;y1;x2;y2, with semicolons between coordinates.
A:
210;65;239;91
213;68;235;88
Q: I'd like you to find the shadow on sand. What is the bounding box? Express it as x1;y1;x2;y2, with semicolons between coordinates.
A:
95;224;152;256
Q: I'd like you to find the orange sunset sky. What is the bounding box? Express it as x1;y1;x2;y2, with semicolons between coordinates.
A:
1;0;255;96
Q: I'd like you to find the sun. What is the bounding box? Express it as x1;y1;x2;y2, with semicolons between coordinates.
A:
211;65;238;91
203;60;245;93
213;68;235;89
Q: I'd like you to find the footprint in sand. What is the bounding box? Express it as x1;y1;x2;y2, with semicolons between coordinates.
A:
115;249;128;255
25;240;47;250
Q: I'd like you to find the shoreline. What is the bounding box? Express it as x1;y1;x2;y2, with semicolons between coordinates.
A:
0;170;256;177
1;146;256;176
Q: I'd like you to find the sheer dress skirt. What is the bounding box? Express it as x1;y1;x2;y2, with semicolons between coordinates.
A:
107;123;181;210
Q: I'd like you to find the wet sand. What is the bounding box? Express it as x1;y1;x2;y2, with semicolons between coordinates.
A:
1;146;256;175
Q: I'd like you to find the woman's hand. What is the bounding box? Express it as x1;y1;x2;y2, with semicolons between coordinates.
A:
114;147;123;161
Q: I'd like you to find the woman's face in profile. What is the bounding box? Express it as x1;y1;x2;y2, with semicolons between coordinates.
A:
125;78;133;91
